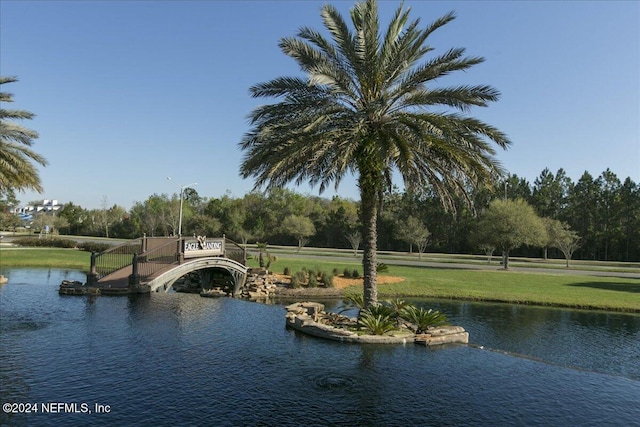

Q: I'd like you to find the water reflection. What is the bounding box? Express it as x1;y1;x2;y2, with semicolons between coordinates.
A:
318;296;640;381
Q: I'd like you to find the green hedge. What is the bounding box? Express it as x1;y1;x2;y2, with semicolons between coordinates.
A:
11;237;111;253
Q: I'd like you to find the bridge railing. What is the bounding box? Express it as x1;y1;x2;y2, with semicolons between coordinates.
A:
93;238;143;278
89;235;246;287
136;239;181;282
223;237;247;266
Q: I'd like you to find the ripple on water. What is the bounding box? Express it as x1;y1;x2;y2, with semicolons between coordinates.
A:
313;372;358;391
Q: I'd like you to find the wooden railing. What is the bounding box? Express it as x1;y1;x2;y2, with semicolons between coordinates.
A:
88;235;247;287
92;238;143;278
136;239;181;283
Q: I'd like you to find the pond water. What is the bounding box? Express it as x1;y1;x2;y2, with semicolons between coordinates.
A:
1;268;639;426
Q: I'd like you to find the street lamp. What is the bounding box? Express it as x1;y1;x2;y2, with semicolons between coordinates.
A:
167;177;197;237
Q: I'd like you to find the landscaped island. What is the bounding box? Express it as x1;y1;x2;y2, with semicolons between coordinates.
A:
285;301;469;346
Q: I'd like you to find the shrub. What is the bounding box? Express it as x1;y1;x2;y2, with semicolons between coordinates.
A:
283;266;291;276
343;268;352;278
376;263;389;273
399;306;448;334
308;274;318;288
290;274;300;289
321;272;334;288
342;294;364;310
365;303;395;319
358;311;396;335
352;269;360;278
386;299;411;316
332;268;340;276
13;237;77;248
78;242;112;253
294;270;306;285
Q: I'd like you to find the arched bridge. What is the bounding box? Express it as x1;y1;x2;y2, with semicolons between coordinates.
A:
85;236;247;295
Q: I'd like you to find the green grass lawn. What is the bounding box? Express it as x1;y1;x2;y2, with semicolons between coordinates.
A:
262;257;640;313
0;248;91;270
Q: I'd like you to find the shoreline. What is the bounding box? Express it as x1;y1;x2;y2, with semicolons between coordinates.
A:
2;247;638;313
271;286;640;314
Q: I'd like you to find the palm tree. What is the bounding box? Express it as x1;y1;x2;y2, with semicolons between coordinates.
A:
240;0;510;307
0;76;47;194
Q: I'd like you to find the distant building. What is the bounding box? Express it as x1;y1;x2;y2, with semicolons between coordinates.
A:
14;199;63;216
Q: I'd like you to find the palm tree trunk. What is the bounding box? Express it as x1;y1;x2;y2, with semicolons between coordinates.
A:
360;179;378;308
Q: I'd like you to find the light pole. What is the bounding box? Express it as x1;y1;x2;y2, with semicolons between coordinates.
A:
167;177;197;237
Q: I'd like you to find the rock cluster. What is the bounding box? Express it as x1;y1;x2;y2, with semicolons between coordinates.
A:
414;326;469;346
241;268;283;299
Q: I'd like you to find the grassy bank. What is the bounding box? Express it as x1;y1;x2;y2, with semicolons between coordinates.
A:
0;248;91;270
262;257;640;313
3;248;639;312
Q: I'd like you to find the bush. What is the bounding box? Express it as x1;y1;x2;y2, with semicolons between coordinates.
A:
283;266;291;276
342;294;364;310
399;306;448;334
13;237;77;248
358;311;396;335
290;274;300;289
78;242;112;253
308;274;318;288
294;271;306;285
376;263;389;273
332;268;340;276
352;269;360;278
365;303;395;319
321;272;334;288
343;268;352;278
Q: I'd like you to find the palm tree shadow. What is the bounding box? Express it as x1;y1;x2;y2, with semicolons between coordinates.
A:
569;282;640;293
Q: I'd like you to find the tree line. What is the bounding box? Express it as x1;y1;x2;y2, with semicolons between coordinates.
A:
2;166;638;263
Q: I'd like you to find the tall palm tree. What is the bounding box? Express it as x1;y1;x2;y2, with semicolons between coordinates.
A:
240;0;510;307
0;76;47;194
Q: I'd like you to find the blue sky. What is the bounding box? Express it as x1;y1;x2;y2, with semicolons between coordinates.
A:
2;0;638;209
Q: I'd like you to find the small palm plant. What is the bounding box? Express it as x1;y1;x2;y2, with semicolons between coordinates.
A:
385;298;412;327
364;303;395;319
399;306;449;334
337;293;365;318
386;298;410;314
343;293;364;309
358;310;396;335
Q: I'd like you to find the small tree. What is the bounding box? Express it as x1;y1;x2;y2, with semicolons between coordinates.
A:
30;213;50;235
550;221;581;268
542;217;565;261
473;199;547;270
479;244;495;264
228;207;252;247
345;230;361;256
256;241;269;268
281;214;316;252
52;215;69;235
396;216;431;259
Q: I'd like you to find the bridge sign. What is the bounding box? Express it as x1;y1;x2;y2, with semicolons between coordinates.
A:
184;236;224;258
